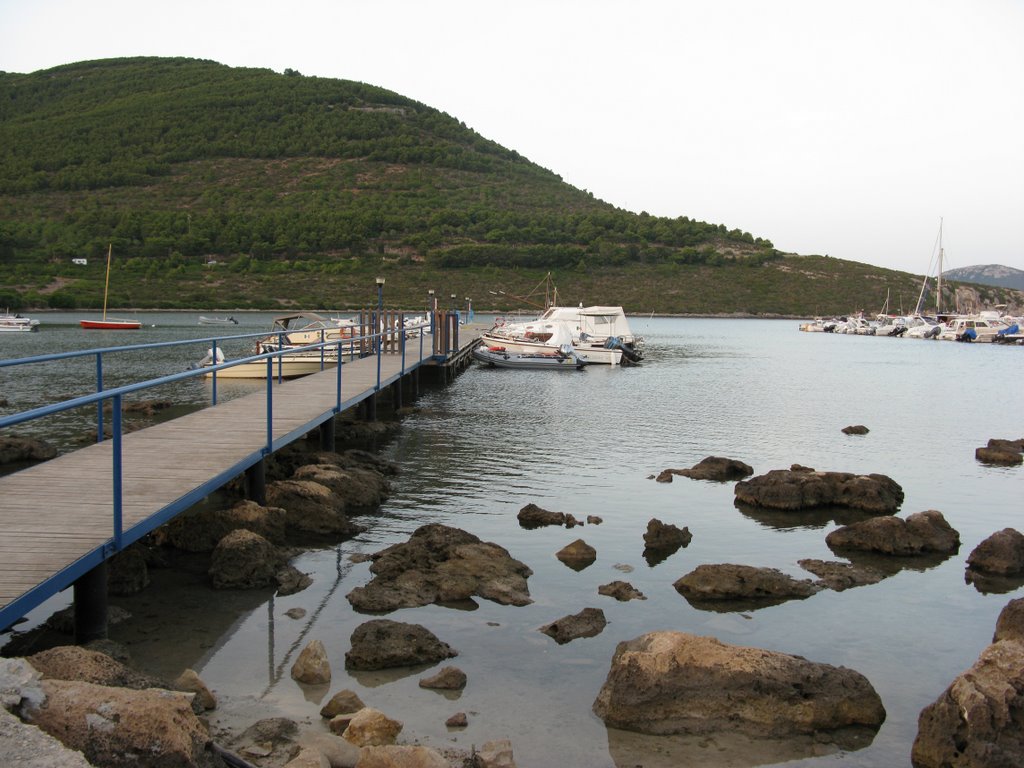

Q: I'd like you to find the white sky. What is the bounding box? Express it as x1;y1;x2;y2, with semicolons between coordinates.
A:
2;0;1022;274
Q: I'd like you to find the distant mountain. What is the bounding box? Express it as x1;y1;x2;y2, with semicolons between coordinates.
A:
943;264;1024;291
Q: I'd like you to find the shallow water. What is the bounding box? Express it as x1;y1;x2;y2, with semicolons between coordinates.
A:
4;316;1023;767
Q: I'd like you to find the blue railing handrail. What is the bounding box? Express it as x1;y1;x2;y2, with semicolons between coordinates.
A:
0;328;271;369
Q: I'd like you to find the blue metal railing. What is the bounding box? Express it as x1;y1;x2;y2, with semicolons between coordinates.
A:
0;314;454;632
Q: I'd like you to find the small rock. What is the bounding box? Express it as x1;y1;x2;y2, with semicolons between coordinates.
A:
517;503;568;528
284;747;329;768
291;639;331;685
345;620;457;671
446;712;468;728
328;714;355;735
473;738;516;768
674;564;822;606
842;425;870;435
642;518;692;553
173;668;216;710
419;666;467;690
975;438;1024;466
540;607;607;644
359;745;450;768
556;539;597;571
342;707;403;747
598;581;647;601
285;607;307;620
320;689;365;718
677;456;754;481
586;515;603;525
276;565;313;596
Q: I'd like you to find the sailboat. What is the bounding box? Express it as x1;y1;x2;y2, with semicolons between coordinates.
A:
80;244;142;330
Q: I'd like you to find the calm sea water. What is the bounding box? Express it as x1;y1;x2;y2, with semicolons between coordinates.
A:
3;315;1022;767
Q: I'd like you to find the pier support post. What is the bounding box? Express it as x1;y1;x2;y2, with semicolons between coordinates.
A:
366;393;378;421
245;459;266;506
319;419;335;452
392;379;403;411
73;562;108;644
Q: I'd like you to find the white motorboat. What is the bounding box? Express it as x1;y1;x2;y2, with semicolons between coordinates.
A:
936;315;1009;342
0;310;40;332
198;315;238;326
257;312;362;353
484;305;643;364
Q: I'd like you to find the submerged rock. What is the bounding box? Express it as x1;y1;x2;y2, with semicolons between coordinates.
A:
346;524;533;611
673;456;755;481
556;539;597;571
975;438;1024;466
598;580;647;601
673;563;822;608
593;631;885;741
734;466;904;513
966;528;1024;577
825;510;960;556
345;619;457;671
539;608;607;644
798;559;888;591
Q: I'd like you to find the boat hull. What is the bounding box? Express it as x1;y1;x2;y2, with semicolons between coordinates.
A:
202;355;338;379
80;319;142;330
479;333;622;364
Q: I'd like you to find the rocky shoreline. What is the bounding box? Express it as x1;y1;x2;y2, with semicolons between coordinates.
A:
1;430;1023;767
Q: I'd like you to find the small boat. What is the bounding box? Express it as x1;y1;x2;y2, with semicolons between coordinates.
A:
198;315;238;326
0;310;40;332
80;244;142;330
472;343;589;370
259;311;360;349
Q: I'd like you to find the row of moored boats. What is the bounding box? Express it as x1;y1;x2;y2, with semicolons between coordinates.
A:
799;311;1023;344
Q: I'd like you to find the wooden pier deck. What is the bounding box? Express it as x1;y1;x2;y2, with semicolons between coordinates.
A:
0;327;483;631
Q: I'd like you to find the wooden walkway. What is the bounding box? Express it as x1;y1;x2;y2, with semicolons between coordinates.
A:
0;327;483;631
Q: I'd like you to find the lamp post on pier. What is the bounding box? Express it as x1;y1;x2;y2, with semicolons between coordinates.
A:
465;297;472;323
428;289;435;336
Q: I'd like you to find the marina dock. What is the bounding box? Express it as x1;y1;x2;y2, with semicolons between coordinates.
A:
0;320;484;636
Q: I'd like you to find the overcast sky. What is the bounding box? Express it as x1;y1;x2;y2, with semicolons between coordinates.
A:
2;0;1022;275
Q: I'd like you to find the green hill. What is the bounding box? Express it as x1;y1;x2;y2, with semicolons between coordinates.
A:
1;57;1020;315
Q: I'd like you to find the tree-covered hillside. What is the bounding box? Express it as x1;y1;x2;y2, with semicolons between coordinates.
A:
1;57;1019;315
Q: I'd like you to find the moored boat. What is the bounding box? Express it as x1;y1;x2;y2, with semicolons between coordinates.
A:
472;343;589;370
80;244;142;330
0;310;40;332
483;305;642;364
198;315;239;326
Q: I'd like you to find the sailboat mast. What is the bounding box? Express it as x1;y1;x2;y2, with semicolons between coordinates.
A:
102;243;112;321
936;218;943;315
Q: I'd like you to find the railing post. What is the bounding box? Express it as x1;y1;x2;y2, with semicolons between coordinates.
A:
111;393;123;550
95;352;104;443
335;341;343;413
211;339;219;406
265;357;273;453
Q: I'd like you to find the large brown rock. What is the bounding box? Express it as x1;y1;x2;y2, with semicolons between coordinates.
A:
292;463;390;510
209;529;286;589
21;679;215;768
673;564;822;607
593;631;885;741
734;466;904;513
994;598;1024;643
266;479;363;536
28;646;165;690
966;528;1024;576
160;500;288;552
517;503;570;528
825;510;960;556
912;639;1024;768
345;620;457;671
346;524;532;611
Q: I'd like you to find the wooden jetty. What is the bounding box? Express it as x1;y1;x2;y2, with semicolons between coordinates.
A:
0;321;484;637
